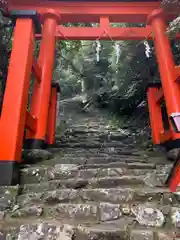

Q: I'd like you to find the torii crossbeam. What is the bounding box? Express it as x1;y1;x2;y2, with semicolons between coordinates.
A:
0;0;180;192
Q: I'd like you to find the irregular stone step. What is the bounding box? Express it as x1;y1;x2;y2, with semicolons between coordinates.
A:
41;154;158;166
61;129;110;134
49;147;142;156
17;187;178;207
51;146;141;152
9;98;176;238
1;219;180;240
56;149;156;157
10;203;121;222
20;164;160;184
20;174;148;186
75;219;132;239
20;174;166;194
0;222;75;240
55;142;135;149
8;202;180;227
77;162;157;168
76;221;177;240
130;229;180;240
49;156;152;165
53;157;149;165
78;163;157;172
55;142;140;151
55;137;132;144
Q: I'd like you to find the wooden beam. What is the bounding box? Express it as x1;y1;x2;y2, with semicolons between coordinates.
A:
159;130;172;143
9;1;173;23
155;88;164;104
175;66;180;83
26;111;37;133
36;26;153;40
35;26;180;40
32;58;41;84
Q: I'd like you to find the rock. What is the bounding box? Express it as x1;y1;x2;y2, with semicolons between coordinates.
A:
173;191;180;202
81;188;135;203
166;148;180;161
17;222;75;240
171;207;180;228
157;231;180;240
130;230;155;240
78;168;118;179
121;204;131;215
54;164;79;172
22;149;53;163
0;197;14;211
21;167;48;184
58;224;75;240
131;205;165;227
143;172;164;187
156;164;173;175
18;193;44;206
11;205;43;218
54;204;98;221
43;189;78;204
161;192;175;205
0;186;19;211
160;205;171;215
76;222;128;240
0;229;18;239
47;164;78;180
0;211;5;221
100;203;121;221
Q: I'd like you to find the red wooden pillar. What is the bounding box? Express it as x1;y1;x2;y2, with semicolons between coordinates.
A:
147;87;164;144
148;9;180;142
0;19;34;185
148;9;180;192
46;83;60;145
25;10;60;149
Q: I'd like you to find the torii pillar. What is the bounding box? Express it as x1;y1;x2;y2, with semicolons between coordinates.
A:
25;10;60;149
147;9;180;191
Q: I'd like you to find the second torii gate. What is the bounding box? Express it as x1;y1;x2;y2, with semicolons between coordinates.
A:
0;0;180;191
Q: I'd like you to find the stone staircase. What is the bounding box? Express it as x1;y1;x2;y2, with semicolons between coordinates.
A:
0;97;180;239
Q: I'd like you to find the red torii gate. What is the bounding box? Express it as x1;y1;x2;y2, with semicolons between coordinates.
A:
0;0;180;191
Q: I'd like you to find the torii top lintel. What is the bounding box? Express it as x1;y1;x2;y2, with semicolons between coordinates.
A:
8;0;170;23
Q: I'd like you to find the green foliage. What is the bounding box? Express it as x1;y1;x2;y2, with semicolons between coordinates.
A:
0;12;12;99
55;17;180;117
57;37;158;115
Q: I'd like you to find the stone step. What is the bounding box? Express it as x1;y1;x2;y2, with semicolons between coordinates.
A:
9;203;122;222
49;155;165;165
55;134;131;140
81;163;171;170
51;153;147;161
20;163;165;184
51;141;139;150
6;202;180;227
20;173;166;194
20;174;151;186
49;147;145;155
44;157;153;165
76;222;180;240
56;134;131;142
17;187;178;207
1;219;180;240
51;147;141;153
9;99;177;239
61;129;114;134
55;137;132;143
